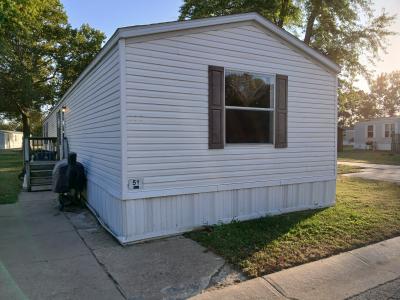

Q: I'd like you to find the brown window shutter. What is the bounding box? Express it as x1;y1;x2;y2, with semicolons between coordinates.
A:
275;74;288;148
208;65;224;149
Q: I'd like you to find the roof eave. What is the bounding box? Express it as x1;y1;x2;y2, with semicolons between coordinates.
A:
117;12;340;74
44;12;340;122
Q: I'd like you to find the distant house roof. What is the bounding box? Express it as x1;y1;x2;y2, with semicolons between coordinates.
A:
357;116;400;124
0;130;23;134
45;12;340;122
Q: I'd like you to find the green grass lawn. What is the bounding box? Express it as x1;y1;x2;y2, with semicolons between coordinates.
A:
338;147;400;165
0;149;23;204
186;177;400;277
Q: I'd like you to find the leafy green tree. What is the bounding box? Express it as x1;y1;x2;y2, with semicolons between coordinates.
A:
179;0;302;28
369;71;400;117
55;24;105;97
0;0;105;138
338;85;362;128
0;115;22;131
302;0;395;81
0;0;66;137
338;83;379;127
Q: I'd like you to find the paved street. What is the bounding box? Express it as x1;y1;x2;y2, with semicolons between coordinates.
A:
349;277;400;300
338;161;400;184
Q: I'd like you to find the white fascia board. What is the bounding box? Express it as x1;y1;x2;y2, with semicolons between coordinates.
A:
117;12;341;74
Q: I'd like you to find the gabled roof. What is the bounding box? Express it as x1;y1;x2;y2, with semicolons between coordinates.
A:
114;12;340;73
45;13;340;122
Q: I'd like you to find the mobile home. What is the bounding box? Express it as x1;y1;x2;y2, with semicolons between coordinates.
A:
43;13;340;243
343;128;354;146
354;117;400;150
0;130;23;149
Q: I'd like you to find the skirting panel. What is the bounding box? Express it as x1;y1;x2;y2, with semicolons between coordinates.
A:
85;179;126;240
121;179;336;244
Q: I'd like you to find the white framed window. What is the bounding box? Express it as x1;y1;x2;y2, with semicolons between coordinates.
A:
224;69;275;144
385;124;395;138
367;125;373;138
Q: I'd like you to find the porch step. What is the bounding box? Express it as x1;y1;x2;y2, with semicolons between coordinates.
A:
30;161;56;171
30;177;52;186
31;185;53;192
29;161;56;191
31;170;53;178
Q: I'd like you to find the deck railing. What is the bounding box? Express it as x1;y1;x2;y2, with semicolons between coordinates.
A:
23;137;59;162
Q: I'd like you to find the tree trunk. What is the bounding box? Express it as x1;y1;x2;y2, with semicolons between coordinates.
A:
277;0;290;28
304;0;322;45
21;112;30;139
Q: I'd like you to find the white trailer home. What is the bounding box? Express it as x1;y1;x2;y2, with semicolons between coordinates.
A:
0;130;23;149
43;13;340;244
354;117;400;150
343;128;354;146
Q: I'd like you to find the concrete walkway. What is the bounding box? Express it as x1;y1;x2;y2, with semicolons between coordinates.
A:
2;191;400;299
191;237;400;300
338;161;400;184
0;191;244;300
0;192;124;300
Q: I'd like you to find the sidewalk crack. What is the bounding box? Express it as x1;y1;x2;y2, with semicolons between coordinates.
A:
63;211;127;300
348;252;370;266
263;277;298;300
206;262;227;290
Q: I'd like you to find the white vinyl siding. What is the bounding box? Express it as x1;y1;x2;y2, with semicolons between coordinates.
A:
45;112;57;137
124;23;336;196
44;45;122;197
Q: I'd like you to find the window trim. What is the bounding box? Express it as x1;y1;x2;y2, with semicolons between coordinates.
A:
384;123;395;138
367;125;374;138
385;124;390;138
224;68;276;145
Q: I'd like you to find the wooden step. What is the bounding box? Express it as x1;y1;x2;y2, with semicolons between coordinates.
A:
27;160;58;192
30;177;52;186
31;185;52;192
30;161;56;171
30;170;53;178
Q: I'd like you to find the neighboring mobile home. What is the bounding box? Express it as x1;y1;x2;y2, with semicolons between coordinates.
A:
43;13;340;244
343;128;354;146
0;130;23;149
354;117;400;151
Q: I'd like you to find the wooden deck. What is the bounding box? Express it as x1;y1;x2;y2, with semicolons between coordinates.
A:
24;137;59;191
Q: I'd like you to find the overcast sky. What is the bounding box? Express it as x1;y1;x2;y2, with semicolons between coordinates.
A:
61;0;400;90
